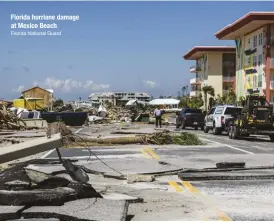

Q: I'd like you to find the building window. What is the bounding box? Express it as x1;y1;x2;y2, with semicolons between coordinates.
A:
248;38;250;45
253;75;257;88
253;55;257;67
258;54;262;66
258;33;263;45
253;35;257;48
258;74;262;87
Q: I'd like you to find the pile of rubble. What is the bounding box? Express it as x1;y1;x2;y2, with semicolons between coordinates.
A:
0;104;26;130
0;158;129;221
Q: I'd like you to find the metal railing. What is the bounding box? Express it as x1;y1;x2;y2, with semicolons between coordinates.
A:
189;65;202;71
223;76;234;82
189;90;201;97
222;90;229;95
271;58;274;68
223;61;235;67
270;80;274;89
263;36;274;46
190;78;201;84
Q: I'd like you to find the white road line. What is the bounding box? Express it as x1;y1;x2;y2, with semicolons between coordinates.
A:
74;128;83;134
40;149;55;158
199;137;255;155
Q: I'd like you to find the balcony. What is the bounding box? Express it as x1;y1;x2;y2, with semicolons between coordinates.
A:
189;90;201;97
223;61;235;67
223;76;234;82
222;90;229;95
263;36;274;47
271;58;274;69
189;65;202;73
190;78;201;84
270;80;274;90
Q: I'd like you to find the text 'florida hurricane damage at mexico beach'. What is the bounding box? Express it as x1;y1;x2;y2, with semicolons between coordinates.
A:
10;14;80;36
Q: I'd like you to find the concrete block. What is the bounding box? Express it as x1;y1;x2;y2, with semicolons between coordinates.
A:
0;134;62;164
22;198;129;221
127;174;155;184
23;119;48;129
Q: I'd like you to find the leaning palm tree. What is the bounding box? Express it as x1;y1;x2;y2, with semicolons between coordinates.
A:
202;85;215;112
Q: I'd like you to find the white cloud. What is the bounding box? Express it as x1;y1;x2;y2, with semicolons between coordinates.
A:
12;85;25;93
142;80;157;88
33;77;110;92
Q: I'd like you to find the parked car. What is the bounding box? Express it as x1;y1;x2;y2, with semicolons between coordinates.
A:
176;108;205;130
204;105;243;135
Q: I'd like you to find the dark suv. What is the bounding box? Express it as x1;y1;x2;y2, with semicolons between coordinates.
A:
176;108;205;130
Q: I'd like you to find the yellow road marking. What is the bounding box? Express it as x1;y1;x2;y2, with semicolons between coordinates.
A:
146;148;160;160
181;181;200;193
181;181;232;221
216;209;232;221
168;181;183;192
141;148;152;159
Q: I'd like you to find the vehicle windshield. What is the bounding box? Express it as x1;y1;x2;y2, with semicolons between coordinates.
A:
224;107;242;115
185;109;202;113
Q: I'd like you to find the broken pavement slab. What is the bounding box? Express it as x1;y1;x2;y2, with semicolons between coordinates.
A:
21;198;129;221
127;174;155;184
0;134;62;164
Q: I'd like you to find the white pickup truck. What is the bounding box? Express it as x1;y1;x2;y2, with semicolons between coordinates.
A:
204;105;243;135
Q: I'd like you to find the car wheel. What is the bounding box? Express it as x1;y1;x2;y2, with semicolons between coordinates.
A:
204;125;209;133
270;134;274;142
200;126;204;131
228;126;233;139
231;126;239;139
212;125;219;135
194;126;198;130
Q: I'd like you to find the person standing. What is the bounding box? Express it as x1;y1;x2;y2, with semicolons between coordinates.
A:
154;106;162;128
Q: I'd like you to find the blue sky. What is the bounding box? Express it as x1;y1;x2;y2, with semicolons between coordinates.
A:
0;1;273;100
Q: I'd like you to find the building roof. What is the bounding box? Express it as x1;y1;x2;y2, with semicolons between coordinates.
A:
215;11;274;40
88;92;116;99
149;98;180;105
183;46;236;60
21;86;52;94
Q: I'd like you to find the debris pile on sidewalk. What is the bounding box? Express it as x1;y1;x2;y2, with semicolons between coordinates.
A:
140;130;203;145
61;125;203;146
0;104;26;130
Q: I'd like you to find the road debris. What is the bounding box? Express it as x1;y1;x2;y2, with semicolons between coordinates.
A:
127;174;155;184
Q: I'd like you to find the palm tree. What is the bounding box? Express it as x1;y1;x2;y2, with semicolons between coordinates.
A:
202;85;215;112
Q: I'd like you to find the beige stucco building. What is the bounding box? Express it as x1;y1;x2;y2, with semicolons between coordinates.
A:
184;46;236;101
215;12;274;104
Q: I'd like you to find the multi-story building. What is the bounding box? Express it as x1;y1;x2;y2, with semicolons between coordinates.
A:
184;46;236;98
88;92;151;106
215;12;274;103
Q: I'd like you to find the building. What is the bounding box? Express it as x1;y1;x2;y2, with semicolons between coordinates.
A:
21;86;54;110
88;92;151;106
184;46;236;98
88;92;117;106
215;11;274;103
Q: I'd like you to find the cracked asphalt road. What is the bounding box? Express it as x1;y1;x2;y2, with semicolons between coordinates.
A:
40;125;274;221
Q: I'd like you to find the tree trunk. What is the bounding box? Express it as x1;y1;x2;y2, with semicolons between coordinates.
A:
204;93;207;112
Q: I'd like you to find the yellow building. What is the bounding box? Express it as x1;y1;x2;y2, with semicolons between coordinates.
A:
215;11;274;103
184;46;236;102
20;86;54;110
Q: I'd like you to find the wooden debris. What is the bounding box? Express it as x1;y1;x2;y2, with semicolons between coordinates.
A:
0;104;26;130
